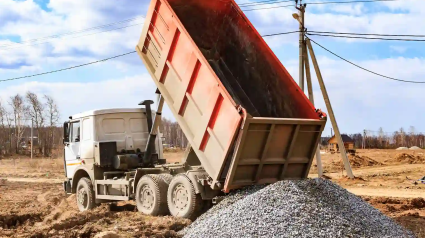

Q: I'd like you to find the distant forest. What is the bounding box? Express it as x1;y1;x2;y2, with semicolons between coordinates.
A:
2;92;422;158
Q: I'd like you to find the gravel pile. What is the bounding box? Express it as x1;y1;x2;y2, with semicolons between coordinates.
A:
181;179;414;238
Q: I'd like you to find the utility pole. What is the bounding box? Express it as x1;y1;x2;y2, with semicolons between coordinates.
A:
31;119;33;159
303;44;323;177
363;129;366;149
306;39;354;179
294;0;306;92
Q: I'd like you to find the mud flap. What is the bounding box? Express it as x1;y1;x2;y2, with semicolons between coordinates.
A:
63;180;72;195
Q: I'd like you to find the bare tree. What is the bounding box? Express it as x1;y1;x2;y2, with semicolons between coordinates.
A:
0;100;6;155
5;110;14;154
44;95;60;156
9;94;28;154
26;92;45;154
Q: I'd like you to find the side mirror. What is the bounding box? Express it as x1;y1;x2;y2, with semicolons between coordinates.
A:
63;122;70;144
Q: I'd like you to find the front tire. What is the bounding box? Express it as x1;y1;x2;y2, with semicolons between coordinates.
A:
167;174;203;220
76;177;95;212
135;175;169;216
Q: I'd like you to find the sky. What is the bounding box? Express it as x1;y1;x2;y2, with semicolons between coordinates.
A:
0;0;424;136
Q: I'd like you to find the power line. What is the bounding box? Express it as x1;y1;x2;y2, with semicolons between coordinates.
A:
243;4;295;11
262;30;299;37
0;22;144;51
0;16;144;48
309;30;425;38
0;51;136;82
238;0;289;6
239;0;293;7
307;37;425;84
241;0;399;11
305;0;398;5
307;33;425;41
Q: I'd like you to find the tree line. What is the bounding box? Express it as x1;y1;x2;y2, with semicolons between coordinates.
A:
0;92;60;157
160;118;188;149
322;127;425;149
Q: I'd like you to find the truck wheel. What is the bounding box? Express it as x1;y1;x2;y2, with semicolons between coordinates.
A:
135;174;168;216
76;177;95;212
167;174;203;220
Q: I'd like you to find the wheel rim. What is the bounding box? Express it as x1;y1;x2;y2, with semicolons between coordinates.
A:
77;187;88;208
140;185;155;210
172;183;189;211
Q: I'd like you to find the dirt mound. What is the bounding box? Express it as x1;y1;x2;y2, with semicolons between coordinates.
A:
332;155;382;169
363;196;425;214
349;155;383;167
387;153;425;164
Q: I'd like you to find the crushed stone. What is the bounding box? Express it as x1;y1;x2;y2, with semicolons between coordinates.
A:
181;179;414;238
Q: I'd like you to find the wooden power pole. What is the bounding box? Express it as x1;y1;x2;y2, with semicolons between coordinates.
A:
295;1;306;92
306;39;354;178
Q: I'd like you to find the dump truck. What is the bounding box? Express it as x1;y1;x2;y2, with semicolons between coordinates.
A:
63;0;326;220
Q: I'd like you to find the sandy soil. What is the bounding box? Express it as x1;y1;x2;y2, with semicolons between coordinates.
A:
0;149;424;237
0;181;190;238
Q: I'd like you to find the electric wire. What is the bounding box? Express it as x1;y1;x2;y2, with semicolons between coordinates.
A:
307;37;425;84
238;0;290;6
0;15;145;48
309;31;425;38
262;30;300;37
239;0;294;7
242;0;399;11
307;33;425;41
305;0;398;4
243;4;295;11
0;51;136;82
0;30;300;82
0;22;144;51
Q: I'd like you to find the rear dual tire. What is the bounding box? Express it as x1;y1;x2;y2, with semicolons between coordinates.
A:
167;174;203;220
136;174;203;220
135;174;169;216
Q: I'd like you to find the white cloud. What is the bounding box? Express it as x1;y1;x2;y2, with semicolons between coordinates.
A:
0;0;147;73
328;4;364;15
249;0;425;45
0;74;174;123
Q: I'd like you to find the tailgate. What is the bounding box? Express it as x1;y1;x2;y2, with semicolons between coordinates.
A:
224;117;326;192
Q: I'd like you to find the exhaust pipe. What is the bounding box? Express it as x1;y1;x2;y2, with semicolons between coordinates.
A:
140;95;164;165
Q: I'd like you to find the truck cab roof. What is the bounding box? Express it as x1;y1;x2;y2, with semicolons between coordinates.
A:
70;108;147;120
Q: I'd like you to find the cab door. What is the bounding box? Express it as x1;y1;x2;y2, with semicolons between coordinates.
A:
64;120;81;178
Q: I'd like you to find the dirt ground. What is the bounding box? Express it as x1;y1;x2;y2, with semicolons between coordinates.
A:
0;149;424;237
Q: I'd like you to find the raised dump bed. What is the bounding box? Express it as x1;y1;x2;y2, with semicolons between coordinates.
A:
136;0;326;192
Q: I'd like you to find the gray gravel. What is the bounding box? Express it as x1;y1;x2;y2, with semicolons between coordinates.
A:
181;179;414;238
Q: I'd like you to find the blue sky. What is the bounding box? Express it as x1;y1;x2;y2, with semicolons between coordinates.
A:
0;0;424;136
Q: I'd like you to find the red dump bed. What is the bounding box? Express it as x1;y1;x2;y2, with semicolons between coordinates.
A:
136;0;326;192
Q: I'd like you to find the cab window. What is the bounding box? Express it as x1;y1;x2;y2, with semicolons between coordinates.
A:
70;121;81;142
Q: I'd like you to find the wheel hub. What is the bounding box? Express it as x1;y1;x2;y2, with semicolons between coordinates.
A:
77;188;87;206
140;185;154;210
172;184;189;211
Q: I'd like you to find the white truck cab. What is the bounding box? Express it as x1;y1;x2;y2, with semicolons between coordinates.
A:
64;108;164;178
